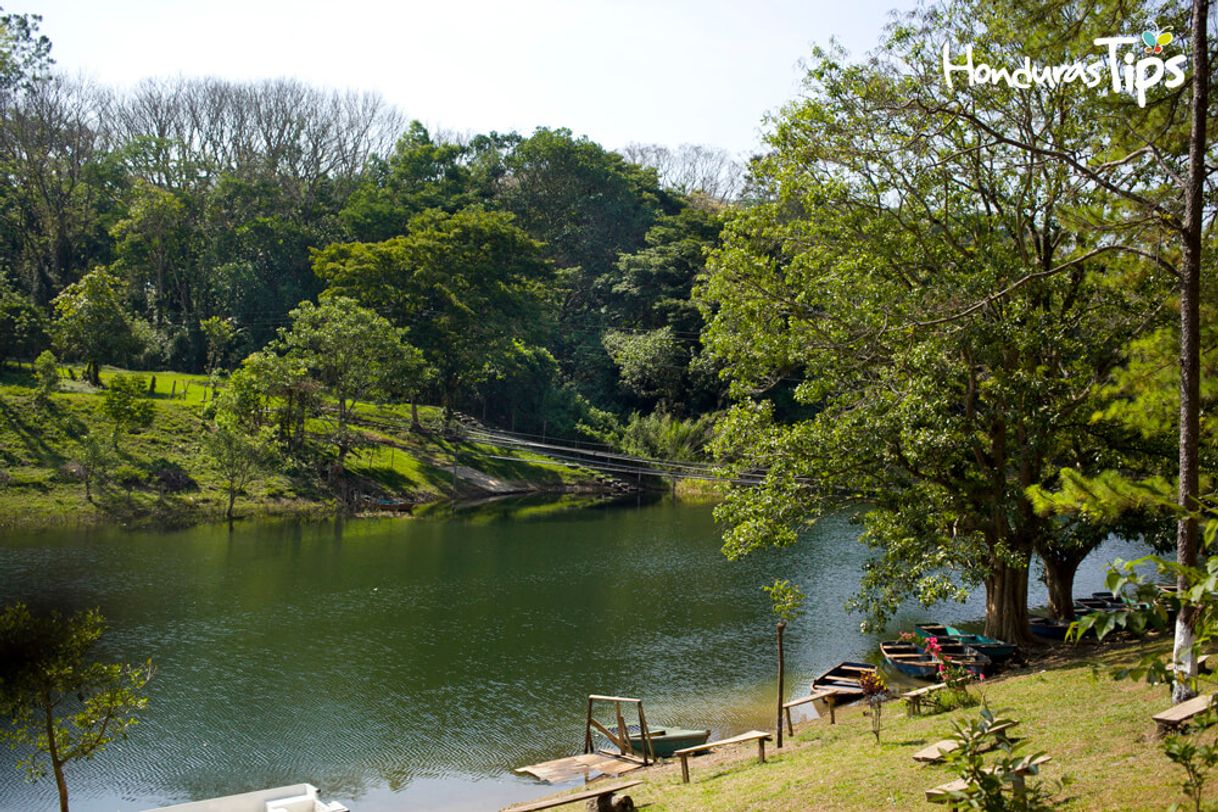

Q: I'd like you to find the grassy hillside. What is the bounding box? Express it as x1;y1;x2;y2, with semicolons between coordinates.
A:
546;637;1206;811
0;364;607;530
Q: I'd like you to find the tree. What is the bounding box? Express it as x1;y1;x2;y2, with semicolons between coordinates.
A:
314;206;550;420
698;11;1172;642
0;279;48;366
203;394;275;522
109;181;192;327
0;8;52;95
51;269;137;386
0;603;151;812
33;348;57;406
274;296;418;467
100;373;153;450
917;0;1212;695
199;316;236;375
602;327;687;412
340;121;482;242
72;433;111;503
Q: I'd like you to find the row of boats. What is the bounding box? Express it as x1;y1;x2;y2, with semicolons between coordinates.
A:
879;624;1016;680
618;593;1151;756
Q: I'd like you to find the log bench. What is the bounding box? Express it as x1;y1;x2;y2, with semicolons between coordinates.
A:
501;780;642;812
783;686;859;730
911;720;1019;763
925;755;1052;804
902;682;947;716
672;730;772;784
1153;693;1216;736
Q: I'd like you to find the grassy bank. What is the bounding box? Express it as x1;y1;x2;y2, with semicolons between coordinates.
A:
0;364;610;530
530;637;1210;810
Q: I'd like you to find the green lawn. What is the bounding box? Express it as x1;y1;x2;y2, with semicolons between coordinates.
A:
607;638;1209;811
0;364;606;529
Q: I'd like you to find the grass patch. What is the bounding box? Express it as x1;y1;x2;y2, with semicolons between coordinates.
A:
626;637;1209;810
0;364;610;529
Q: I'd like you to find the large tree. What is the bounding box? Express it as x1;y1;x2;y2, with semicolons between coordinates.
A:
51;268;138;385
314;206;550;420
699;8;1174;642
274;296;420;467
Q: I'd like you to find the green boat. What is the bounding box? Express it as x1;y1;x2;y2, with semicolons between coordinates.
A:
915;623;1017;663
616;724;711;758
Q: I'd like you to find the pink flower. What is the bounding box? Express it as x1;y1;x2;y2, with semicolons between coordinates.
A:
978;673;986;681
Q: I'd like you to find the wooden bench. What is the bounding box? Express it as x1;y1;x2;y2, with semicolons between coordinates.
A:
912;720;1019;763
925;755;1051;804
672;730;772;784
1153;693;1216;735
783;686;860;730
501;780;642;812
902;682;947;715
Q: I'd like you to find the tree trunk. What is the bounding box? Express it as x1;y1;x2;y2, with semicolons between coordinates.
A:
984;555;1031;644
1040;549;1087;621
43;693;69;812
411;401;420;430
776;620;786;748
1174;0;1209;705
226;486;236;522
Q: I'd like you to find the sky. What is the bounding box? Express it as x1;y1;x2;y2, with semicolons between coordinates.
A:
30;0;909;157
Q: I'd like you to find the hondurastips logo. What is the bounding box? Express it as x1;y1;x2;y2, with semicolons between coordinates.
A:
942;29;1188;108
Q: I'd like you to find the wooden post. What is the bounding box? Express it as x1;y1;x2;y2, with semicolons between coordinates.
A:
636;701;654;765
584;696;595;754
616;702;631;756
776;620;786;748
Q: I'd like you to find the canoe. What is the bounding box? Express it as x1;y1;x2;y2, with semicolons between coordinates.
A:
931;641;994;676
1074;597;1119;613
811;661;876;694
621;725;710;758
914;624;1017;663
880;641;938;679
1029;615;1070;640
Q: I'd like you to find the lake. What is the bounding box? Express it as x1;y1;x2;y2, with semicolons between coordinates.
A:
0;498;1148;811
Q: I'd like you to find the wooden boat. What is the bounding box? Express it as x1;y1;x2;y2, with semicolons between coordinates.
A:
616;724;710;758
145;783;348;812
1074;597;1119;613
880;641;938;679
1029;615;1071;640
914;624;1017;663
930;641;994;676
811;661;875;694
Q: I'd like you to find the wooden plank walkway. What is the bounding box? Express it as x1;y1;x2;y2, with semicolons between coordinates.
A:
515;753;644;784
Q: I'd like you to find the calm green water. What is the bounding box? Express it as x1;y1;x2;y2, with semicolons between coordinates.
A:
0;499;1145;811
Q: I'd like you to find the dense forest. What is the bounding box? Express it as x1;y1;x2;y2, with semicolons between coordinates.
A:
2;0;1217;650
0;13;744;443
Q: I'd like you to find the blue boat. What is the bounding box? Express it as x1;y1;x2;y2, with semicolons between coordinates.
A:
1029;615;1070;640
914;623;1018;663
880;641;938;679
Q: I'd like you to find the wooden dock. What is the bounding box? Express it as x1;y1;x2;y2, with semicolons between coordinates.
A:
515;752;645;783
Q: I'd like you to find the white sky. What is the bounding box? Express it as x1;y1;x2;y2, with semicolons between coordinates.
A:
30;0;908;157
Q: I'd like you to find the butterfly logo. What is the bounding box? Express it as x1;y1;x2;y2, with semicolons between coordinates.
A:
1143;26;1174;54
